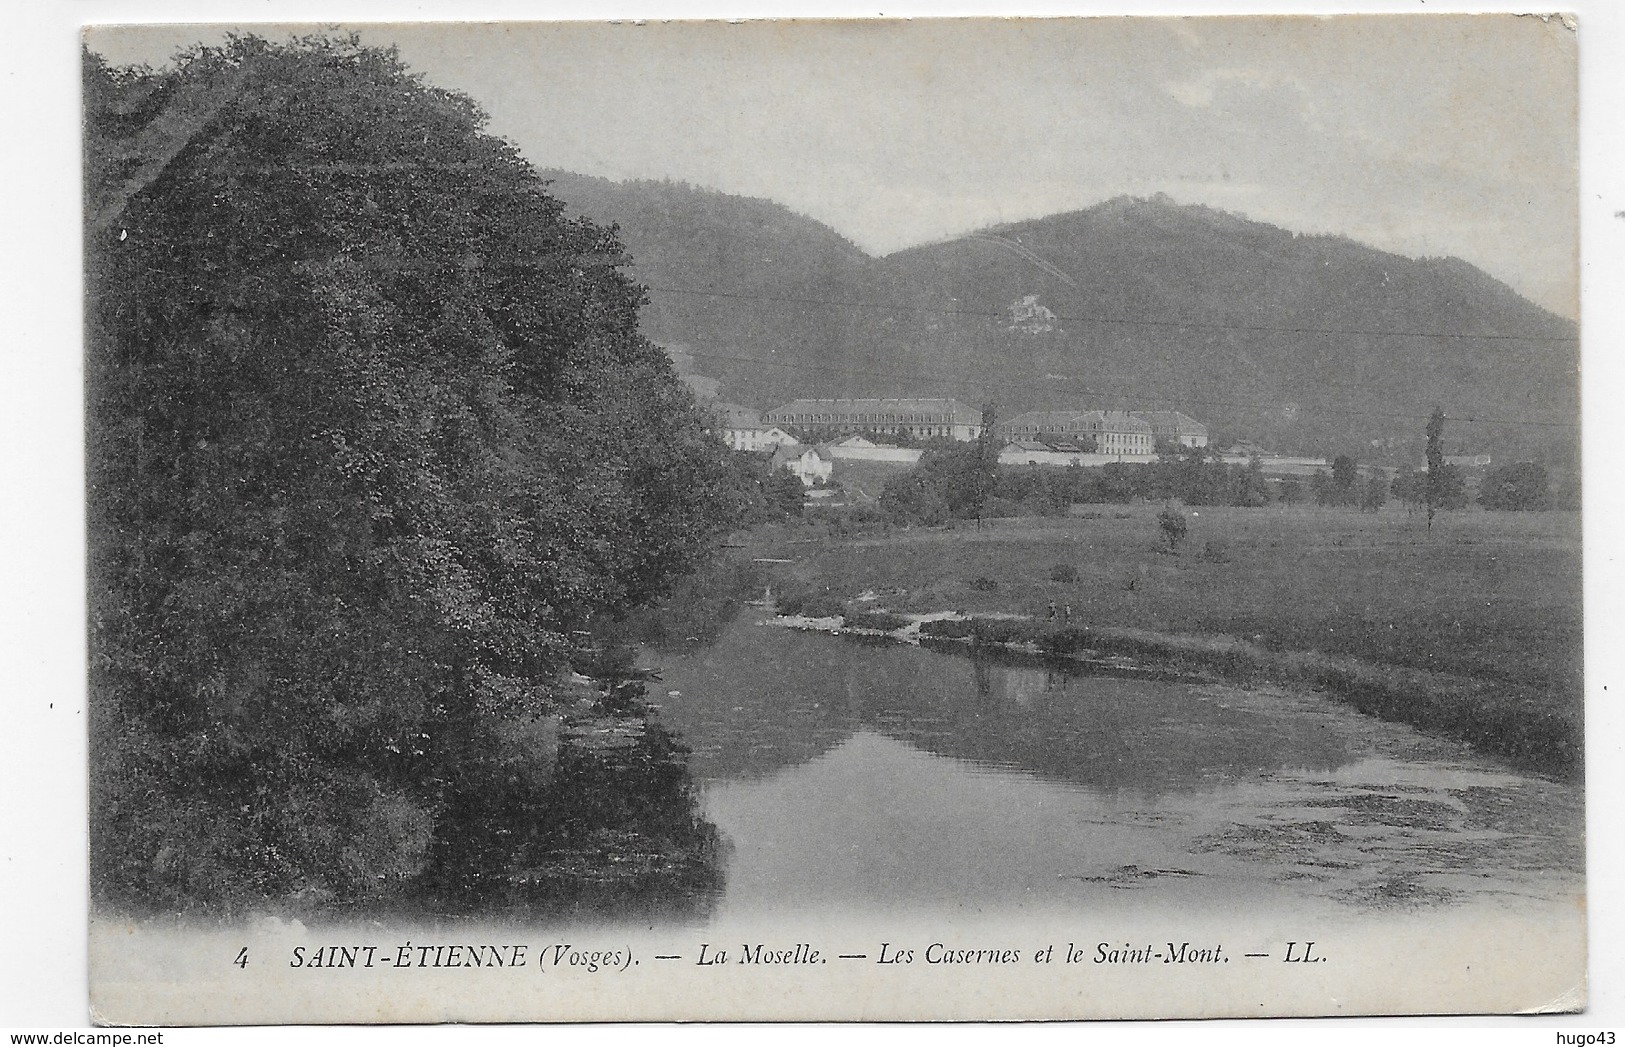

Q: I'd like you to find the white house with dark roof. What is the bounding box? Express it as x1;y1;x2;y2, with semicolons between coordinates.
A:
770;444;834;486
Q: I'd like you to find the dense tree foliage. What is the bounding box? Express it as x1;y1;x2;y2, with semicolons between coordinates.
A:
710;452;806;523
1479;462;1550;511
1360;471;1390;512
1391;469;1426;511
85;37;733;909
877;448;1272;524
1432;464;1470;511
1329;455;1360;506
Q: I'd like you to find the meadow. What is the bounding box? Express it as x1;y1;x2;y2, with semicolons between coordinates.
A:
745;504;1584;778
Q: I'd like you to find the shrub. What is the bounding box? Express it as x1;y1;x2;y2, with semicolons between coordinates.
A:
1050;563;1079;583
776;588;847;619
1360;472;1389;512
1198;540;1230;564
771;584;814;615
1157;507;1188;551
919;617;1037;645
919;618;977;639
1479;462;1550;511
843;610;911;632
970;576;998;592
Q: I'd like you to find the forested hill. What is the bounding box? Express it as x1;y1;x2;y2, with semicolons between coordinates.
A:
538;170;880;400
542;173;1578;461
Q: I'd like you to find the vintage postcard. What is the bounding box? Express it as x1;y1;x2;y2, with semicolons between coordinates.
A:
81;14;1584;1024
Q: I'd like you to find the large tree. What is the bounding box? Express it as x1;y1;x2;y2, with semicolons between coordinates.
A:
85;36;732;908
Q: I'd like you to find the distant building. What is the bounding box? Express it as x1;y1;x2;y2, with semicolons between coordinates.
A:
1132;410;1210;449
707;402;800;452
998;410;1093;440
732;427;800;452
770;445;834;487
996;440;1155;468
996;409;1156;457
709;402;760;430
764;398;985;441
1218;456;1329;477
998;440;1088;467
1415;454;1492;471
716;425;794;452
1006;294;1058;333
825;435;923;464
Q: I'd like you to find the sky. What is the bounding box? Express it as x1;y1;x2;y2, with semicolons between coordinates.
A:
85;15;1579;317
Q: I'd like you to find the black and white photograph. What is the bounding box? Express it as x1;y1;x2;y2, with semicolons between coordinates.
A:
11;3;1615;1030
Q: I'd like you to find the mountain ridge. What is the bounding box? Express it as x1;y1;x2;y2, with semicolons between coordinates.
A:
537;170;1577;461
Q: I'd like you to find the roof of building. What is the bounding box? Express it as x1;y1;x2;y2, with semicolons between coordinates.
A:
1131;410;1208;433
765;397;982;424
771;443;831;464
1000;409;1155;434
998;410;1089;430
709;402;762;428
1098;411;1154;433
733;427;798;445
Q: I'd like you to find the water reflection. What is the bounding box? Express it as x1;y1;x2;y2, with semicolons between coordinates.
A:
416;685;725;921
647;616;1583;918
652;620;1354;795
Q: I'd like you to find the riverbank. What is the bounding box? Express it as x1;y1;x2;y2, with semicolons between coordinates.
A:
744;505;1583;781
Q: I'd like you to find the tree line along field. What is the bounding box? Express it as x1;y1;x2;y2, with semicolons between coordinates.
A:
744;504;1583;776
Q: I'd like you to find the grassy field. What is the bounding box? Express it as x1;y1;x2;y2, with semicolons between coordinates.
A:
744;504;1584;778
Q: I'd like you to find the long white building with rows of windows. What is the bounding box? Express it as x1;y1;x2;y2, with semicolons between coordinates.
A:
996;409;1209;455
715;398;1210;463
763;397;986;441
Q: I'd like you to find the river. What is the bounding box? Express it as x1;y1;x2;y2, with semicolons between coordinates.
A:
644;613;1584;924
86;611;1589;1023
